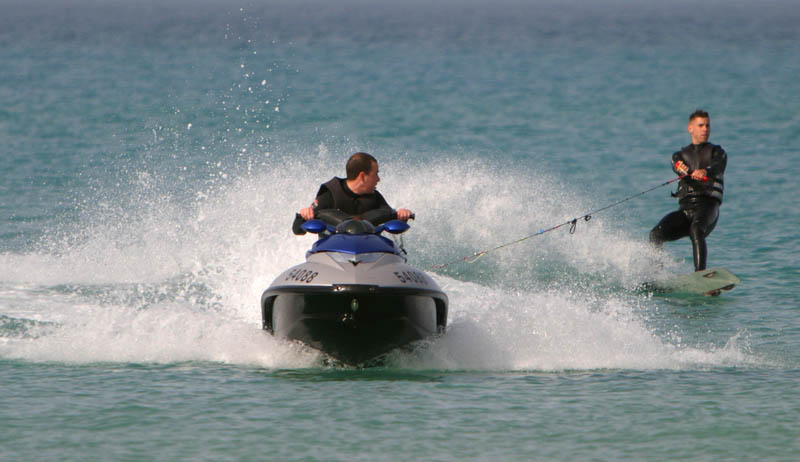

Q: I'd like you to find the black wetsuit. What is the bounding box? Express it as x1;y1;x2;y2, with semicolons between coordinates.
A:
649;142;727;271
312;177;392;215
292;177;395;234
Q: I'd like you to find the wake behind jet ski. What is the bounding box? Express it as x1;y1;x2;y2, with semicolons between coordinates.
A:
261;209;448;366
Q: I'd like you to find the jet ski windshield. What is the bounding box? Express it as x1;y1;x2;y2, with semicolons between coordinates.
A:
309;233;398;255
335;219;376;235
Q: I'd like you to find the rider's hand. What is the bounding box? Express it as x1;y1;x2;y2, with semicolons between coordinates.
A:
674;160;689;175
300;206;315;221
396;208;412;221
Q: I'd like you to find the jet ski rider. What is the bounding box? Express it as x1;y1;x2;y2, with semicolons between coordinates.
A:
293;152;412;234
649;109;727;272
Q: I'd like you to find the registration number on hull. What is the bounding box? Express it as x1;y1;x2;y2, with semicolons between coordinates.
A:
285;268;319;283
393;271;428;285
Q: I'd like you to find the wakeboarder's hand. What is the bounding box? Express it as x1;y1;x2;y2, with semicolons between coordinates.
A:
675;160;689;175
300;206;315;221
397;208;412;221
690;169;707;181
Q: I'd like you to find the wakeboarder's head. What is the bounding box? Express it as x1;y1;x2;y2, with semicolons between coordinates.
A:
688;109;710;145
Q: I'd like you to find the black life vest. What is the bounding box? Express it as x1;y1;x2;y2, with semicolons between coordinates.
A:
674;143;725;204
322;177;387;216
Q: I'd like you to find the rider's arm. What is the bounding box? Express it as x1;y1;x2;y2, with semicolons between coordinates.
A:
374;192;412;222
299;187;334;220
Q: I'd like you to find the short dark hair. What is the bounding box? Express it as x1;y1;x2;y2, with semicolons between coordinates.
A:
346;152;377;180
689;109;709;122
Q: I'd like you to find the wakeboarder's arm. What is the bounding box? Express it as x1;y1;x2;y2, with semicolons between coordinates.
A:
672;152;689;176
704;145;727;178
672;152;710;182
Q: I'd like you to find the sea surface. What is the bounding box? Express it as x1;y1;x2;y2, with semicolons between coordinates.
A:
2;0;799;460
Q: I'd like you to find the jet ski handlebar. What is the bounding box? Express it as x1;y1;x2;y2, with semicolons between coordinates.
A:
293;208;413;236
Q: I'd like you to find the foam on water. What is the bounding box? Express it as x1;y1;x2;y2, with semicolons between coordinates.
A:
0;148;757;370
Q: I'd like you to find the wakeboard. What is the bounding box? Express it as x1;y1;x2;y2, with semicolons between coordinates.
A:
643;267;740;296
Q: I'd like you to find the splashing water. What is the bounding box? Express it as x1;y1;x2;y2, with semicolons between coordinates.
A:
0;150;755;370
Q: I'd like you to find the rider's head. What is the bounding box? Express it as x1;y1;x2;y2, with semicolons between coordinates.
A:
346;152;380;194
346;152;377;180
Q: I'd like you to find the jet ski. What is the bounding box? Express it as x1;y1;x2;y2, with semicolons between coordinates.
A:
261;209;448;366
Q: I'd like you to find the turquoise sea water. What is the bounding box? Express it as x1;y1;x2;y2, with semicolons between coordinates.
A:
2;0;799;460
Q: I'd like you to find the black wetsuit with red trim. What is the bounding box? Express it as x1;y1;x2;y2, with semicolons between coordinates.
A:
649;142;727;271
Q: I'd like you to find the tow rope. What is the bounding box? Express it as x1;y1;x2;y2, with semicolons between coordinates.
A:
431;175;687;270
